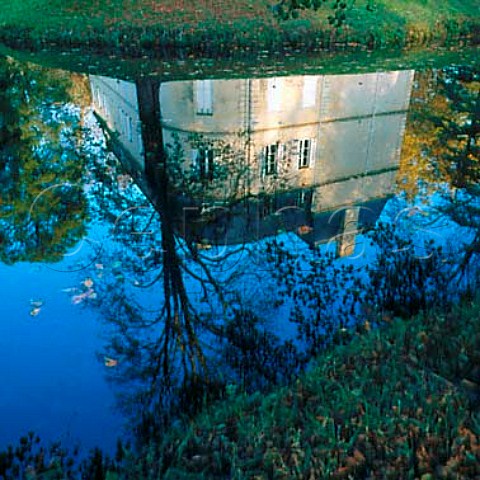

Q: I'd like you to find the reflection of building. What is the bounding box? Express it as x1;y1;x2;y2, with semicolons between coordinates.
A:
90;70;414;255
90;77;143;167
159;72;413;206
184;192;387;257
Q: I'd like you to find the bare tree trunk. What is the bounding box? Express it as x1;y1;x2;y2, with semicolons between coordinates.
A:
135;77;207;400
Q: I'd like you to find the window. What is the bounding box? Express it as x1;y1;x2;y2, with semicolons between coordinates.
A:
267;77;282;112
296;139;315;169
193;148;215;181
302;76;317;108
260;195;277;218
120;109;127;135
196;80;213;115
94;89;100;107
101;94;108;118
127;116;133;142
263;144;278;176
295;189;312;207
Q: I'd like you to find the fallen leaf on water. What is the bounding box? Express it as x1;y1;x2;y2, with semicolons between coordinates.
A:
30;307;41;316
297;225;313;235
104;357;118;367
61;287;78;293
83;278;94;288
71;295;84;305
72;288;97;304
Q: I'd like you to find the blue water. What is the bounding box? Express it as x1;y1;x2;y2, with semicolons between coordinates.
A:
0;250;123;454
1;55;478;460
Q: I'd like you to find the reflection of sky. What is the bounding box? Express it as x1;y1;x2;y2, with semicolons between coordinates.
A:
0;170;463;457
0;246;122;454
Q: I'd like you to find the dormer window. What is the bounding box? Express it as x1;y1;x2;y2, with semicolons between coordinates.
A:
302;76;317;108
195;80;213;115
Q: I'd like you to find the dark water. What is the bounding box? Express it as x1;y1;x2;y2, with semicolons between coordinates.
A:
0;52;478;454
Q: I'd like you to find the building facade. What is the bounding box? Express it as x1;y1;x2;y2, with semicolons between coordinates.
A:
90;70;414;254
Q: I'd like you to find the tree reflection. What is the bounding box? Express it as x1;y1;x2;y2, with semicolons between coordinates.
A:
433;66;480;280
86;70;418;446
132;77;240;421
0;57;90;264
399;65;480;280
83;77;300;445
399;67;479;199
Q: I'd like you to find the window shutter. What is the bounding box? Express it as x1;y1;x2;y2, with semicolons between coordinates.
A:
309;138;317;168
203;80;212;112
277;143;284;174
303;77;317;108
196;80;213;114
191;148;199;169
260;148;266;181
293;140;301;169
291;139;300;156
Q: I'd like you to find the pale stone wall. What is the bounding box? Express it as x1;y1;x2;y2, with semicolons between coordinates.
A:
314;112;407;184
160;79;249;133
318;71;413;120
159;70;414;201
312;170;398;212
90;76;144;169
91;70;414;209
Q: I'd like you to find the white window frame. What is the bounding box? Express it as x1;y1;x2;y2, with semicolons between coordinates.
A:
195;80;213;115
192;147;215;181
263;143;279;176
302;76;317;108
101;94;108;118
295;189;312;207
296;138;316;169
94;89;100;107
267;77;282;112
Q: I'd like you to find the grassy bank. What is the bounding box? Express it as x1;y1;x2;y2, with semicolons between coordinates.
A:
133;300;480;479
0;0;478;59
1;41;478;84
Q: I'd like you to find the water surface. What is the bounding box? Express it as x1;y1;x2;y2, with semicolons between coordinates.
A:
0;50;478;453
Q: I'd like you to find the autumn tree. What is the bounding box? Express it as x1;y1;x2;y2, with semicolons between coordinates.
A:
0;57;91;264
429;66;480;277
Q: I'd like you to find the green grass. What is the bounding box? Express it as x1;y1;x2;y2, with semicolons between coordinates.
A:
0;0;277;31
0;0;477;30
0;0;478;57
